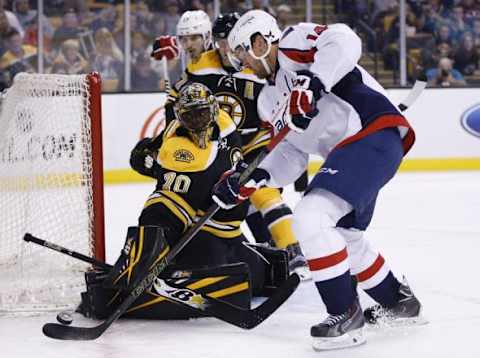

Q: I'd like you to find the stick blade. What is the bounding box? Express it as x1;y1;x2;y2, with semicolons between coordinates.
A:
244;273;300;329
43;323;105;341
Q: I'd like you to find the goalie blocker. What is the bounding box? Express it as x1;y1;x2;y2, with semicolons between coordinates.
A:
78;225;289;320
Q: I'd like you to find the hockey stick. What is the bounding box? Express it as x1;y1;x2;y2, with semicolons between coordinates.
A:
161;57;171;93
24;233;299;335
398;74;427;112
24;233;110;270
28;125;295;340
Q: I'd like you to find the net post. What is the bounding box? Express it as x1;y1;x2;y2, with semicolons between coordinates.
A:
87;72;105;262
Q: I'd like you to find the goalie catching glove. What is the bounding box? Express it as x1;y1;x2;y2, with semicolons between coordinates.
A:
130;137;160;178
287;70;325;133
212;161;270;210
151;35;179;61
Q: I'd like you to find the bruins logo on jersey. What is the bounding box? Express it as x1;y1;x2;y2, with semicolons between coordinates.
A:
216;91;246;129
174;149;194;163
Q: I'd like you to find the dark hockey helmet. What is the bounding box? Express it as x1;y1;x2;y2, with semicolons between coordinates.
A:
174;82;219;148
212;12;241;39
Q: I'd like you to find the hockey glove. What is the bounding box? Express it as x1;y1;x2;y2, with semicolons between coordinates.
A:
130;137;160;178
287;70;325;133
212;161;271;210
151;35;179;61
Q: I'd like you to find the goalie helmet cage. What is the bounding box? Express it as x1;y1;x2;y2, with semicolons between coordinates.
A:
0;72;105;315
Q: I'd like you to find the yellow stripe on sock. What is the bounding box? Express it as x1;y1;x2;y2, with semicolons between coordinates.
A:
270;218;297;249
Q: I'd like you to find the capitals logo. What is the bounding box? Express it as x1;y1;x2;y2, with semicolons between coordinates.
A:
461;104;480;138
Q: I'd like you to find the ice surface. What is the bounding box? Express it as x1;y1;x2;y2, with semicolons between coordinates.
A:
1;172;479;358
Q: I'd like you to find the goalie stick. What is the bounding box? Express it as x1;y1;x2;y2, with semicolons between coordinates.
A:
23;233;299;335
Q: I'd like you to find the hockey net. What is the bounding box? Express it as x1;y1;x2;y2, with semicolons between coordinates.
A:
0;73;105;315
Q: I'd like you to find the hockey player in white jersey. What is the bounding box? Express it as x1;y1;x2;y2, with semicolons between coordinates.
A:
212;10;423;351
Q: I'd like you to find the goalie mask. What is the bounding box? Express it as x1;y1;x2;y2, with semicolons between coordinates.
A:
175;83;219;149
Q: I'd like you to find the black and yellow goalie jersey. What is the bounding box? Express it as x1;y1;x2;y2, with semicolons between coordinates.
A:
165;50;271;157
141;109;247;240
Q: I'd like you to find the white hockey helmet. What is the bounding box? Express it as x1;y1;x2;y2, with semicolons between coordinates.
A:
228;10;282;51
228;10;281;73
176;10;212;51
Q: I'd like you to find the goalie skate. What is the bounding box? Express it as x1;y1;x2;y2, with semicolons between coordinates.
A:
285;243;311;281
310;299;366;351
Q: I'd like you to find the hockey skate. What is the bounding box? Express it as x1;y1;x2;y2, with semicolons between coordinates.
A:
285;242;311;281
311;298;366;351
363;278;426;326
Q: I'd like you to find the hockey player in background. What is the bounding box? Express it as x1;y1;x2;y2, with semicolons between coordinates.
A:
150;11;310;279
212;10;424;351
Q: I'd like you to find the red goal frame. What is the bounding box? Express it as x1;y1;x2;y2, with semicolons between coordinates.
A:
87;72;105;262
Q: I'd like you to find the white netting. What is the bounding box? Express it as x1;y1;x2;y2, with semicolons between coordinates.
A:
0;73;100;314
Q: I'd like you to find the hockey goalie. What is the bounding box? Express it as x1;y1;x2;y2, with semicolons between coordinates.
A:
78;82;293;321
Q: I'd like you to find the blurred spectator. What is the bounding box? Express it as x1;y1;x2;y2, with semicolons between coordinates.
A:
91;27;123;91
421;41;454;69
52;10;85;49
246;0;275;16
112;7;152;51
133;1;154;35
453;32;479;75
0;28;36;88
472;18;480;47
50;39;90;74
416;1;443;34
462;0;480;24
446;5;471;40
382;3;418;70
183;0;213;12
159;0;181;35
276;4;292;31
335;0;369;26
0;0;23;38
131;53;163;91
131;31;148;63
371;0;398;26
430;23;457;47
426;56;466;86
221;0;248;14
44;0;89;20
90;6;118;33
13;0;54;51
384;2;418;41
151;13;167;38
1;9;13;57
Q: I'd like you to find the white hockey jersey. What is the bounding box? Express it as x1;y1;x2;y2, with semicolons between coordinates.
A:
257;23;415;187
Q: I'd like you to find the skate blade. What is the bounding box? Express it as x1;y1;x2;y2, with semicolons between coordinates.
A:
293;266;312;281
312;328;366;351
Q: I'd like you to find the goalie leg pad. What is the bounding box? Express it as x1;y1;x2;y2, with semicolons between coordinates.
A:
103;226;170;290
79;263;251;320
